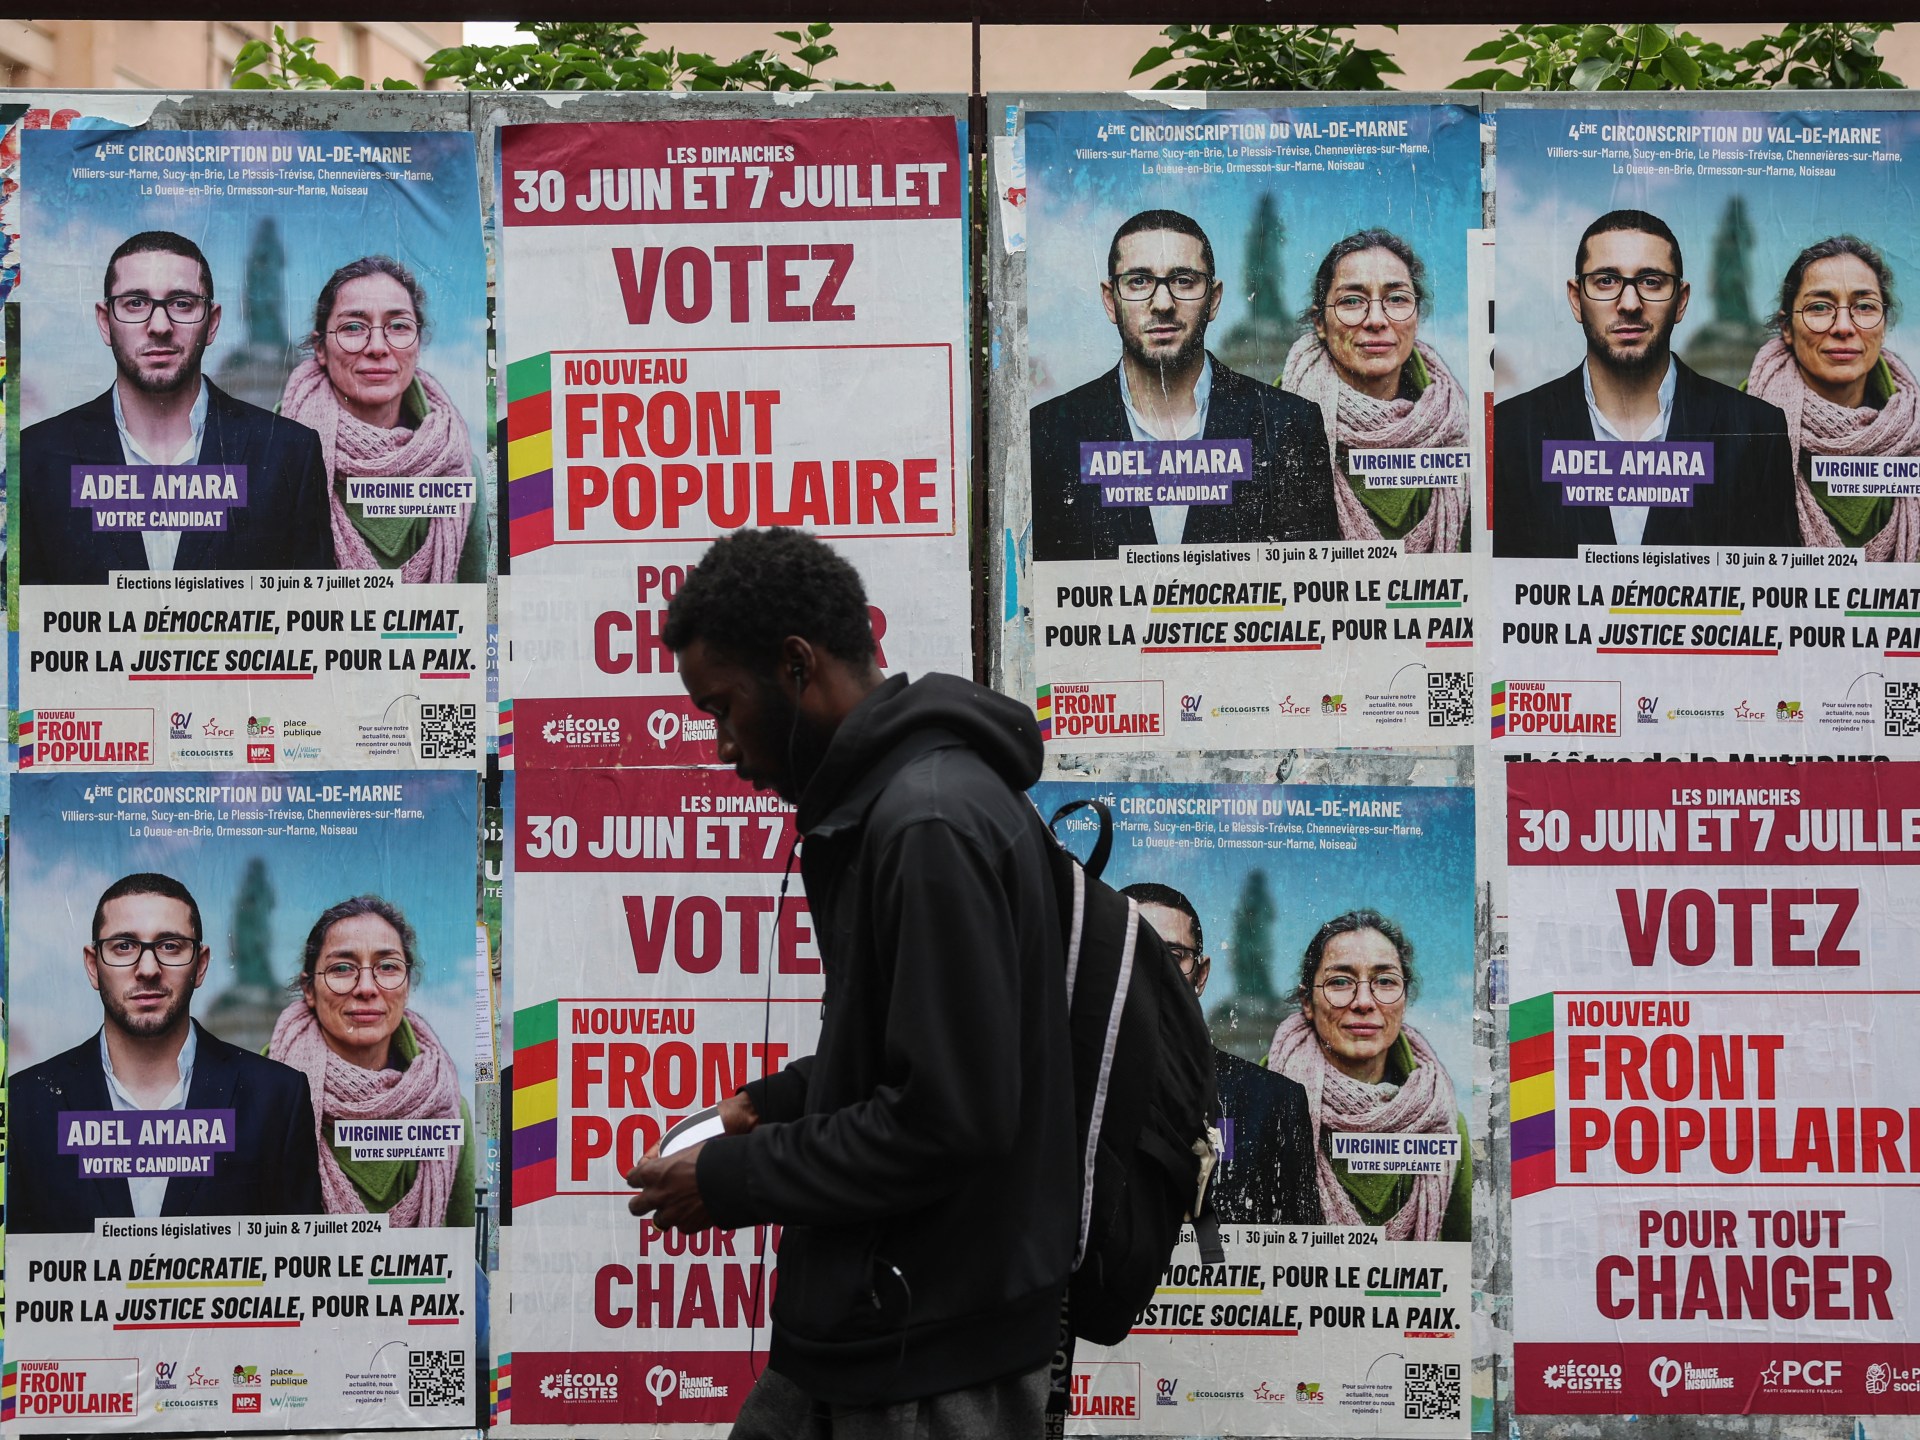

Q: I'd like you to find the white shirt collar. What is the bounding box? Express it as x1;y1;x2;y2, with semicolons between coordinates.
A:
110;378;209;465
1581;356;1676;443
1118;354;1212;443
100;1020;198;1112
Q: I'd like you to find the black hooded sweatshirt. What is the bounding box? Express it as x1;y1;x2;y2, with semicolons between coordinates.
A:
696;672;1076;1405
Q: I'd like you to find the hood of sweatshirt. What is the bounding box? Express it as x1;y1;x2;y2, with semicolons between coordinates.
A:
796;672;1042;837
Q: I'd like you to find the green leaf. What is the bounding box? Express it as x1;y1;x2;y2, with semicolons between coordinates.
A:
808;21;834;37
1570;56;1616;89
230;71;272;89
1659;48;1700;86
1131;45;1174;76
1634;24;1669;57
1461;37;1506;60
774;30;803;43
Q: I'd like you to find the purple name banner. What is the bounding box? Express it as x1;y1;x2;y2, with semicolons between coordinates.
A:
58;1108;238;1178
1540;440;1712;507
1079;438;1249;507
70;465;249;533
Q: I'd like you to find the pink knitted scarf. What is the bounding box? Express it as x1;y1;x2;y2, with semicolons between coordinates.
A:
1282;333;1470;553
1265;1010;1459;1240
1745;335;1920;561
269;998;461;1227
279;357;474;582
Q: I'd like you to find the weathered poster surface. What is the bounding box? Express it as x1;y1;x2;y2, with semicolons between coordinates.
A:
5;769;479;1430
498;114;971;768
1491;107;1920;751
15;129;488;770
1020;103;1482;747
495;765;815;1433
1033;777;1474;1435
1509;760;1920;1413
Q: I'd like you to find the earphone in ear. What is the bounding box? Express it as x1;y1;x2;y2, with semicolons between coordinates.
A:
791;663;806;689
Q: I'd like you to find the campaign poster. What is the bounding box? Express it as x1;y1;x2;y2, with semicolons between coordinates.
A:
1491;106;1920;751
4;770;479;1430
494;765;818;1432
14;129;489;770
1507;760;1920;1413
498;112;971;768
1031;778;1474;1436
1019;104;1482;748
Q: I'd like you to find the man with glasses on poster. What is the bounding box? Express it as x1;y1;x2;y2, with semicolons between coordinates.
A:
1030;209;1337;559
1493;208;1798;556
20;229;336;583
9;872;324;1232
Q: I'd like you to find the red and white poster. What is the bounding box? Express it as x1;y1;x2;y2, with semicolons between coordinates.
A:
1509;760;1920;1413
497;112;971;769
494;764;820;1433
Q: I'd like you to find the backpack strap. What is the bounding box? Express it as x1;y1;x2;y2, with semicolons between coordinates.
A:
1047;798;1114;880
1073;897;1140;1268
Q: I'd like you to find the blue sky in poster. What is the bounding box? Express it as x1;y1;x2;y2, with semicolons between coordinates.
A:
20;129;486;457
1024;104;1481;407
1495;106;1920;397
1030;780;1475;1092
9;771;480;1092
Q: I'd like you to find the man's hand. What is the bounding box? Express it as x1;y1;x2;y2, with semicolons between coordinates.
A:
627;1144;713;1231
720;1089;759;1135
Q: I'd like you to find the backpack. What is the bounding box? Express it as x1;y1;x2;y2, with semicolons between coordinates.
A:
1043;798;1225;1345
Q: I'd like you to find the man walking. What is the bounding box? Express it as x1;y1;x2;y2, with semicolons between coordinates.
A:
628;527;1075;1437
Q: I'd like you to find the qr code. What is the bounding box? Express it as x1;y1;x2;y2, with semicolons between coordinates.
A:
1887;681;1920;738
420;702;477;760
1404;1361;1461;1420
1428;671;1474;727
408;1349;466;1408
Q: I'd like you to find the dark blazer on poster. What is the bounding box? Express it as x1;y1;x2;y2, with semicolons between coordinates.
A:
1492;359;1798;557
1029;356;1339;561
20;381;336;584
9;1022;325;1233
1211;1048;1323;1226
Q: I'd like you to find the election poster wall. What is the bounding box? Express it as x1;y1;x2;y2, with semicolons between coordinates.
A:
13;128;489;771
4;769;479;1431
1491;105;1920;752
1508;760;1920;1414
495;764;817;1433
497;109;972;770
1031;777;1474;1436
1019;102;1483;749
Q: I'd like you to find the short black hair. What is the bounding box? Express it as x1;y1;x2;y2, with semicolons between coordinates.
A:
663;527;875;673
1303;228;1431;329
92;873;203;945
1776;233;1898;333
1291;908;1417;1007
1108;209;1215;280
1121;881;1203;952
105;231;213;302
296;894;420;988
1575;209;1683;281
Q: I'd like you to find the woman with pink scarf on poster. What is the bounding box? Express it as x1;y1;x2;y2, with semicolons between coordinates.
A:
1281;230;1470;552
1745;235;1920;560
1266;910;1469;1241
269;896;473;1227
279;256;483;583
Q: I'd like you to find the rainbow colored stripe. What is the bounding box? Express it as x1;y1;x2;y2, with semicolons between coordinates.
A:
491;1354;511;1421
1510;992;1555;1198
499;700;515;766
506;353;556;556
2;1361;17;1422
14;711;35;768
513;1000;559;1205
1035;685;1053;741
1489;680;1507;739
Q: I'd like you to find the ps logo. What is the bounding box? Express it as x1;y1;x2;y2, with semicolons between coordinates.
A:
648;710;681;748
1648;1357;1681;1397
645;1366;678;1403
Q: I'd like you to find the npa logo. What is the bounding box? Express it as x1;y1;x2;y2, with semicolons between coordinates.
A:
17;708;155;769
1493;681;1621;738
1037;682;1164;741
232;1394;261;1413
246;743;275;764
1179;693;1203;722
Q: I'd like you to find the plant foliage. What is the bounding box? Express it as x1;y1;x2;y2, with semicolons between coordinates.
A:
1131;24;1402;92
232;21;892;93
1448;22;1903;92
